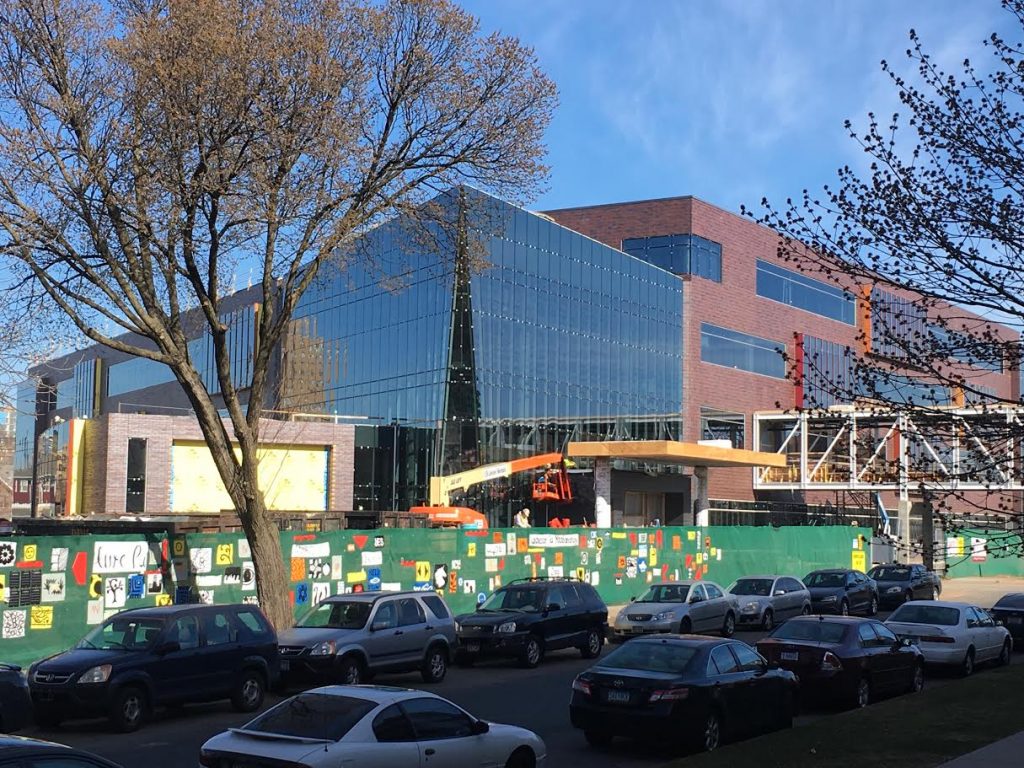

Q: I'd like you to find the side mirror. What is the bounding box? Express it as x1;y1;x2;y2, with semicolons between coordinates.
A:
156;641;180;655
471;720;490;735
545;603;562;613
774;590;786;596
966;619;979;629
690;594;703;604
900;638;914;648
371;621;390;632
629;596;636;602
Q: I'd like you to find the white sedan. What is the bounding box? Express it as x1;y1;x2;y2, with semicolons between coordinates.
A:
199;685;546;768
885;600;1012;675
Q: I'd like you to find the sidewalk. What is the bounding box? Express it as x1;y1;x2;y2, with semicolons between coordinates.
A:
938;731;1024;767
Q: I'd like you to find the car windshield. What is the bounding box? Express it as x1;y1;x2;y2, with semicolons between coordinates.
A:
637;584;690;603
298;601;372;629
243;693;376;741
479;588;543;612
77;616;165;651
601;642;698;674
994;594;1024;609
888;604;960;626
729;579;773;596
869;566;911;581
804;572;846;588
770;621;847;644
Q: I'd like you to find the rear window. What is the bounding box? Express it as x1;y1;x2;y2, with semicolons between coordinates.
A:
804;572;846;588
421;596;450;620
637;584;690;603
888;604;960;626
600;642;697;674
244;693;376;740
236;609;274;640
770;621;847;644
298;601;372;629
994;594;1024;609
869;566;911;581
729;579;773;596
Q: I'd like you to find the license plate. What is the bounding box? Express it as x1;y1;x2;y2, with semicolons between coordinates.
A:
465;642;480;653
606;690;630;703
1008;617;1022;625
280;660;290;671
780;651;799;661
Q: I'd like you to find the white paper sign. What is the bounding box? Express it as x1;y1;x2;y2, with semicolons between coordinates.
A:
485;558;498;573
528;533;579;548
93;541;149;574
291;542;330;558
238;539;251;559
484;543;505;557
361;550;383;567
105;577;127;608
311;582;331;604
86;600;103;625
189;547;212;574
505;534;517;555
547;566;564;578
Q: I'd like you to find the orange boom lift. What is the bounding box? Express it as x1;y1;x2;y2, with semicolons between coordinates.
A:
410;453;573;529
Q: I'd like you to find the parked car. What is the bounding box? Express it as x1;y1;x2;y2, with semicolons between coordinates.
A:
277;591;456;686
611;581;738;641
0;735;123;767
0;664;31;733
990;593;1024;649
868;564;942;607
454;578;608;668
756;615;923;708
199;685;547;768
727;575;811;631
803;569;878;616
569;635;797;752
885;601;1012;675
29;603;278;732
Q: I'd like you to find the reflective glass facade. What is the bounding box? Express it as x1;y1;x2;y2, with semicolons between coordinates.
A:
622;233;722;281
802;335;857;408
756;260;855;324
700;323;786;378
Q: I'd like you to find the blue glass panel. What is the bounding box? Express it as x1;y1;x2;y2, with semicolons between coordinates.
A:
755;260;855;324
700;323;786;378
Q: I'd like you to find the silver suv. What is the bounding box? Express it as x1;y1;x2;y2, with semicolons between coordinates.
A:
277;591;456;686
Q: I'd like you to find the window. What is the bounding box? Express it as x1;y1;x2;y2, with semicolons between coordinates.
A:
547;586;571;609
373;704;416;742
874;623;898;644
402;697;475;740
709;645;740;675
372;601;398;630
203;612;235;646
771;621;847;644
246;693;376;740
756;260;855;324
704;583;724;600
299;601;372;630
622;233;722;281
700;324;786;379
928;325;1003;372
168;616;200;651
397;598;425;627
421;596;450;620
887;604;960;626
126;437;147;514
236;609;273;640
731;643;767;672
858;623;880;648
700;408;745;448
783;578;805;593
690;584;708;602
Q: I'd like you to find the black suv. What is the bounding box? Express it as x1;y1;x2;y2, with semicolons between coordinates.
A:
29;604;279;732
454;578;608;668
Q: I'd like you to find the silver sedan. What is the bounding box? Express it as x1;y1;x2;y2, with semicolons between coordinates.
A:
611;581;738;640
727;575;811;631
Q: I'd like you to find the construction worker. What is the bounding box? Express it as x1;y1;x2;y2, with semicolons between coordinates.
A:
514;507;532;528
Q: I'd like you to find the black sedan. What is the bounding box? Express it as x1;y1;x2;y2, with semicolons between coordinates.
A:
756;616;923;708
804;569;878;616
868;564;941;607
991;593;1024;648
569;635;797;753
0;735;123;766
0;664;31;733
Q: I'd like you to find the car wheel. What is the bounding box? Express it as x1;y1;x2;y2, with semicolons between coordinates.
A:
700;711;722;752
505;746;536;768
854;677;871;709
998;640;1012;667
962;648;976;677
421;645;448;683
677;616;692;634
584;728;613;748
722;613;736;638
580;628;603;659
908;663;925;694
337;655;364;685
801;604;811;616
109;686;147;733
868;596;879;616
231;670;265;713
520;635;544;669
839;599;849;616
761;609;774;632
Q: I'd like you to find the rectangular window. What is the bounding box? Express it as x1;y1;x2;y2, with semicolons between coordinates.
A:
870;288;926;359
700;323;786;378
928;325;1003;372
126;437;147;514
755;260;855;324
622;233;722;282
700;407;745;448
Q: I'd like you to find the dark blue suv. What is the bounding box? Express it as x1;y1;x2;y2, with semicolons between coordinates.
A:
29;604;279;732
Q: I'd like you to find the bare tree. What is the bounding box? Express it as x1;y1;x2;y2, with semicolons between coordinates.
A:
0;0;556;627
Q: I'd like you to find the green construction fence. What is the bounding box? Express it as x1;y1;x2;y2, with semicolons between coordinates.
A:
944;529;1024;578
0;525;872;669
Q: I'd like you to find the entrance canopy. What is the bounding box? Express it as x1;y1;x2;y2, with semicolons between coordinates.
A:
567;440;787;468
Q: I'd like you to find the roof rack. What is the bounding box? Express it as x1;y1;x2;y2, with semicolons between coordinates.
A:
506;576;582;586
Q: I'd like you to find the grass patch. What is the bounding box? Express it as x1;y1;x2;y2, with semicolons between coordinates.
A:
669;663;1024;768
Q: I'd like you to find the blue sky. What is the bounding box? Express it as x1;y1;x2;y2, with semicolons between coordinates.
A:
461;0;1011;214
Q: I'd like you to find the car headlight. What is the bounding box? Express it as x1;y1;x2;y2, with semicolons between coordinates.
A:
887;586;902;594
654;611;674;622
742;601;760;613
309;640;337;657
497;621;517;634
454;621;462;633
78;664;112;684
821;595;837;603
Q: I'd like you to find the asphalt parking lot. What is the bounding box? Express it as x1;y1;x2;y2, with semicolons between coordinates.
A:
21;610;993;768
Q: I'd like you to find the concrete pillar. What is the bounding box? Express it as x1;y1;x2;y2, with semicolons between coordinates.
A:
897;498;912;564
594;457;612;527
693;466;709;526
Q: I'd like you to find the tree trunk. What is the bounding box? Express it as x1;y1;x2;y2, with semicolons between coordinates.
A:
240;493;292;631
